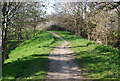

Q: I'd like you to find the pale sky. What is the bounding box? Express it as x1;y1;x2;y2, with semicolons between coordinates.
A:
39;0;120;15
46;0;56;14
41;0;56;15
40;0;62;15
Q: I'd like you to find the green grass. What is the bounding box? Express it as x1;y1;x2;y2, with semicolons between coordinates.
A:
53;30;120;79
3;30;120;79
3;31;62;79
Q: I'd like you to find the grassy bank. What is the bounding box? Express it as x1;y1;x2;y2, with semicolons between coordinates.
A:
3;31;62;79
53;30;120;79
3;30;120;79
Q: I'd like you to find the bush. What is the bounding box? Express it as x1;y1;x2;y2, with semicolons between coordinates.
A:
46;24;66;31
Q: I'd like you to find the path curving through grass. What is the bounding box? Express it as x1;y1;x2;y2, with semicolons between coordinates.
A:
47;31;83;79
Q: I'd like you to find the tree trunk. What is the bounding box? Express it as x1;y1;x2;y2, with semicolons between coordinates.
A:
0;2;3;77
33;25;36;37
17;25;22;43
2;2;9;64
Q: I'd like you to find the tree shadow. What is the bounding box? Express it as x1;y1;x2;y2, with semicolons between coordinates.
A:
47;58;82;74
74;47;119;78
40;45;88;49
3;54;49;79
31;54;49;57
40;41;98;49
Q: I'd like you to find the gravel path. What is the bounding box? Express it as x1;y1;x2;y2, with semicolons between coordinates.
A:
46;31;83;79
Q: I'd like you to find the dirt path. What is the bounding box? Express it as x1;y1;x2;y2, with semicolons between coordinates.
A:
47;31;83;79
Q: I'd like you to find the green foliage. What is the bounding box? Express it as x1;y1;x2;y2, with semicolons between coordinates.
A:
3;31;62;79
54;30;120;79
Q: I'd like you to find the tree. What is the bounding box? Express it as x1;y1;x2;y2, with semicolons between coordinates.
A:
2;2;23;63
53;1;120;49
1;2;46;63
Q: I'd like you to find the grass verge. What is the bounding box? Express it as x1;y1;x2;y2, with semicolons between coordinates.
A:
53;30;120;79
3;31;62;79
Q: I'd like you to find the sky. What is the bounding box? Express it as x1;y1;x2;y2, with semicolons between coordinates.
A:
41;0;120;15
41;0;62;15
41;0;56;15
46;0;56;14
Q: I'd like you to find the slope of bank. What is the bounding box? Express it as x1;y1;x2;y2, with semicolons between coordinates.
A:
3;31;62;79
3;30;120;79
53;30;120;79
